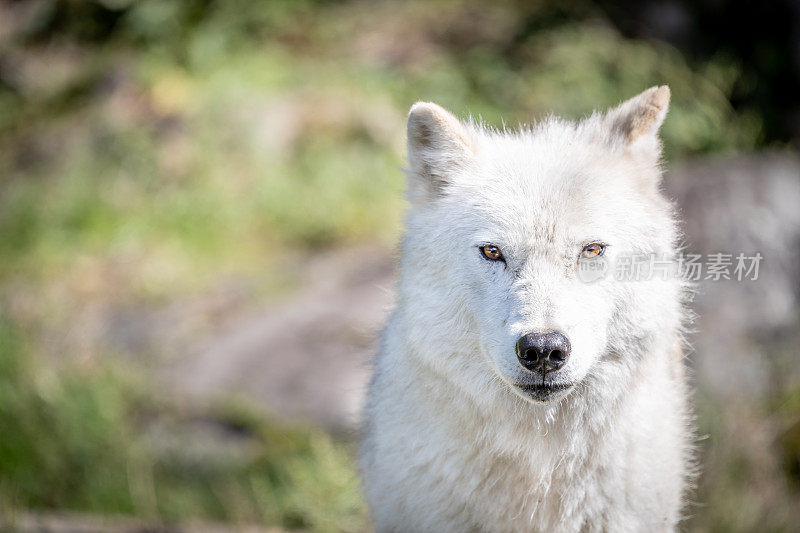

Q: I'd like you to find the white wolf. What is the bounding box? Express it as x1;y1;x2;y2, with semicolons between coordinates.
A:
360;87;694;532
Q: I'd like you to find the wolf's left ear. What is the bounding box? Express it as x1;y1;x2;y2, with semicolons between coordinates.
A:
406;102;475;205
603;85;670;156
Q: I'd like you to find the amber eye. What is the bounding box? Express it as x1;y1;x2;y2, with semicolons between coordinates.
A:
480;245;504;262
582;243;606;259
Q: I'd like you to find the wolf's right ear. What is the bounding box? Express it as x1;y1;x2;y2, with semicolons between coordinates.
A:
406;102;475;205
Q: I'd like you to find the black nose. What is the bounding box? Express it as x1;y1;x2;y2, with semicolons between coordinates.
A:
516;331;571;374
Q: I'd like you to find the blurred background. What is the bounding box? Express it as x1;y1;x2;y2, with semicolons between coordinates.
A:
0;0;798;531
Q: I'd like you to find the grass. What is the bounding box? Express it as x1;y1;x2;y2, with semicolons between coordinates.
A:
0;317;365;531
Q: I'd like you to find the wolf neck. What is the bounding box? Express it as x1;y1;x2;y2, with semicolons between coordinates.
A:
391;312;677;461
407;352;616;449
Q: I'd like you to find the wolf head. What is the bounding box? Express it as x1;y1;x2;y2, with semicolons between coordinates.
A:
399;87;684;407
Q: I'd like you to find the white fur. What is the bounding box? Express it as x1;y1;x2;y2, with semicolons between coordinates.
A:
360;87;694;532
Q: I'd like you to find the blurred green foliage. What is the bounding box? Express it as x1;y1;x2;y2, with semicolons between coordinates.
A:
0;317;140;513
0;0;763;290
0;317;364;531
2;2;761;244
0;0;788;530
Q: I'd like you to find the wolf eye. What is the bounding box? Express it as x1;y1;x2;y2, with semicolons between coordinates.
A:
582;243;605;259
480;245;504;262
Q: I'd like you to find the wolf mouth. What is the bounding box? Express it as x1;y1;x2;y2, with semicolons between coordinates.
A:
515;382;574;399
